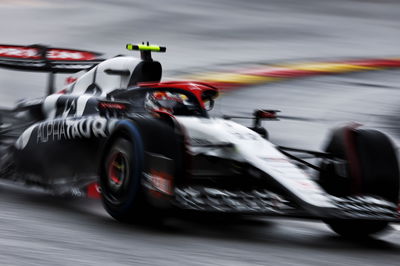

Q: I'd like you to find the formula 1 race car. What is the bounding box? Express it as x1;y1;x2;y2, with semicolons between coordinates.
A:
0;43;399;238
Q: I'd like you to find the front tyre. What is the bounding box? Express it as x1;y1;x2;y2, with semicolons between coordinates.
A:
320;126;399;238
100;136;146;223
326;220;389;238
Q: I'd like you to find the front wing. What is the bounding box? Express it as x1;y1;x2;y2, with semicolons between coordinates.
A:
173;186;400;222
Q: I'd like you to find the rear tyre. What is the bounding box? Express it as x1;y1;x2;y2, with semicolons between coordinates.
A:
100;137;148;223
319;126;399;238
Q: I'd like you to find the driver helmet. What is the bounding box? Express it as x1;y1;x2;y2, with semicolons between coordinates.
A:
144;91;188;115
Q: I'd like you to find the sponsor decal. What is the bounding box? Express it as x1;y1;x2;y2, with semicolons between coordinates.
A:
0;46;39;59
65;76;78;85
15;117;113;150
149;170;173;195
46;49;96;61
0;45;98;61
60;98;77;118
36;117;108;143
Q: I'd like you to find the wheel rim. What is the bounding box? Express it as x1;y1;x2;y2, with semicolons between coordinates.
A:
106;150;130;202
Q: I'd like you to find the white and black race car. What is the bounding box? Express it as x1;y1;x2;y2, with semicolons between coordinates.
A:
0;43;399;238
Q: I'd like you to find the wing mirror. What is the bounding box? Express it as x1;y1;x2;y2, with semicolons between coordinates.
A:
253;109;280;127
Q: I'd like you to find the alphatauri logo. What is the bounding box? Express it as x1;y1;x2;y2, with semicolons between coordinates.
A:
15;117;114;150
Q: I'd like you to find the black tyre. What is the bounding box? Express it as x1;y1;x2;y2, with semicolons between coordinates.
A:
100;136;147;223
326;219;390;238
319;126;400;237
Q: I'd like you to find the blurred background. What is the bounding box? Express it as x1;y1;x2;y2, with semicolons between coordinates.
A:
1;0;400;265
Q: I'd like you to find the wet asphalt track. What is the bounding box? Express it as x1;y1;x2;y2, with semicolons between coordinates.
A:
1;0;400;265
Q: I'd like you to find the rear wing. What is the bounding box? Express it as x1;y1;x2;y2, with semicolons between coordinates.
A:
0;44;104;95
